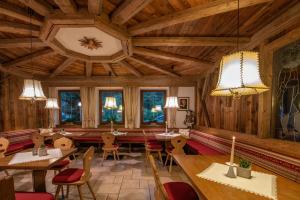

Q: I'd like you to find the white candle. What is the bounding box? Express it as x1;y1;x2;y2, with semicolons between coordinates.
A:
165;121;168;133
230;136;235;165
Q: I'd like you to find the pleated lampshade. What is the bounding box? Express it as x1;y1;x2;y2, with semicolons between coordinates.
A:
19;79;47;101
45;98;59;109
211;51;269;97
164;96;179;108
104;97;117;109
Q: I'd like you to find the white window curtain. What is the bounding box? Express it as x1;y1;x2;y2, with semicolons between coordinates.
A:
48;87;59;126
124;86;139;128
169;86;178;128
80;87;96;128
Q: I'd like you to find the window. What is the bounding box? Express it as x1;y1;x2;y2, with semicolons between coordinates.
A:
100;90;124;124
141;90;166;125
59;90;81;125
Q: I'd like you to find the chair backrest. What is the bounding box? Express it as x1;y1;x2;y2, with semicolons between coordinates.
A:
143;130;148;145
171;135;187;154
81;146;95;181
54;137;73;150
101;133;116;148
0;137;9;158
32;133;44;148
0;176;16;200
148;155;168;200
52;133;63;142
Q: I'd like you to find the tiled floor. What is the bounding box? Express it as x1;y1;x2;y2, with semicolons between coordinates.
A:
5;151;190;200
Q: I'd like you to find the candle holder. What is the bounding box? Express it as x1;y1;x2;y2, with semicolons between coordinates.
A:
226;165;236;178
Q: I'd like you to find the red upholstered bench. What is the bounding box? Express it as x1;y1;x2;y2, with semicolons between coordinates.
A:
187;140;223;155
0;129;36;155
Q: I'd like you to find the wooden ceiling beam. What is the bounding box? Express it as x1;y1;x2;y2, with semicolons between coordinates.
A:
0;2;43;26
133;47;213;68
118;60;143;77
49;58;76;78
0;64;33;78
0;21;40;36
128;56;180;78
88;0;102;15
111;0;153;25
2;48;55;68
128;0;272;35
102;63;117;76
53;0;77;14
0;38;46;48
132;37;250;46
85;62;92;77
245;2;300;50
18;0;53;16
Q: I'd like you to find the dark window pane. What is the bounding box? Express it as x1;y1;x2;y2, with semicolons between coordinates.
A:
59;91;81;124
142;91;165;124
100;91;123;124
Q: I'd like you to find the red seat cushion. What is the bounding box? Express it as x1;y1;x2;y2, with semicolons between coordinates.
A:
15;192;54;200
6;143;24;154
163;182;199;200
21;140;34;149
52;168;84;183
187;140;223;155
51;160;70;169
117;136;145;143
166;146;174;154
147;143;162;150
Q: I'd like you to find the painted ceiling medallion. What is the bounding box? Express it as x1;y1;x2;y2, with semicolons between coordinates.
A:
79;37;102;50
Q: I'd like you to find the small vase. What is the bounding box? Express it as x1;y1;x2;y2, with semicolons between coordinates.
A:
237;166;251;179
38;148;48;157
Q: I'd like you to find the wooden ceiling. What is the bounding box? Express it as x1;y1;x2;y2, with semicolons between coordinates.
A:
0;0;299;80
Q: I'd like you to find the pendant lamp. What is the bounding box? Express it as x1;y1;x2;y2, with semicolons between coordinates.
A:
19;79;47;101
104;72;118;110
211;0;269;98
45;98;59;109
164;96;179;108
19;9;47;101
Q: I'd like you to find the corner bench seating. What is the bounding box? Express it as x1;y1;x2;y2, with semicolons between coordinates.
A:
0;129;36;155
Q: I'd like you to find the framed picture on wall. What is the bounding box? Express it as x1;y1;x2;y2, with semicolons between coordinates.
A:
178;97;189;111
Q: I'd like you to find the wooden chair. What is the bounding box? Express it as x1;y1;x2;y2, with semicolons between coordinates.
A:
0;137;9;176
51;137;73;174
148;155;199;200
32;133;44;148
0;175;54;200
165;136;187;173
101;133;119;165
143;130;163;163
53;146;96;200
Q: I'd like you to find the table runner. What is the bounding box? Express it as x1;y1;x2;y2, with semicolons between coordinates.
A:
9;149;63;165
197;162;277;200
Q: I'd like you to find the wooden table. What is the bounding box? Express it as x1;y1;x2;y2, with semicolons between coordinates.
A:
155;133;182;141
0;148;77;192
173;155;300;200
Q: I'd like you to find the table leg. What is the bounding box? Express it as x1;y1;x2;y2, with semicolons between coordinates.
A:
32;170;47;192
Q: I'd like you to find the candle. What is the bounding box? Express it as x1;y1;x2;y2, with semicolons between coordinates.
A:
165;121;168;133
230;136;235;165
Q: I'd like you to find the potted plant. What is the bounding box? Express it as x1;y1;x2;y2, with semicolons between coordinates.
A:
237;158;252;179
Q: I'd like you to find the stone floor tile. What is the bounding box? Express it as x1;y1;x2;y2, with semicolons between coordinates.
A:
118;188;150;200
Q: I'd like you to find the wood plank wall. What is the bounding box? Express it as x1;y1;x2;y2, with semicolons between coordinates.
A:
0;74;48;131
197;72;259;135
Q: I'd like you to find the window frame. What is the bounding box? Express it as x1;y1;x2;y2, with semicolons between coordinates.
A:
58;90;82;125
99;90;125;125
140;90;167;126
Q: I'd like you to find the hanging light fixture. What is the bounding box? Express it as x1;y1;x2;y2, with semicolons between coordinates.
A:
211;0;269;98
45;98;59;109
45;98;59;128
19;79;47;101
19;8;47;102
164;96;179;108
104;72;118;110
